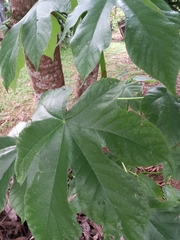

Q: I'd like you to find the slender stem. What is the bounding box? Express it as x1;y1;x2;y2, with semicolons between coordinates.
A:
117;97;143;100
121;162;128;173
100;51;107;78
54;11;67;22
128;170;138;176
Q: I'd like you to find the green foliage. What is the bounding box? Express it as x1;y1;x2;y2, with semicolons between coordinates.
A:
0;137;16;210
141;86;180;148
0;0;70;90
145;204;180;239
164;0;180;11
110;7;125;32
0;81;178;239
62;0;180;94
0;0;180;239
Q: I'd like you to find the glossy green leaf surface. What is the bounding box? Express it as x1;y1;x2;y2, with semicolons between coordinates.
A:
139;174;163;200
69;0;115;81
163;185;180;204
145;204;180;239
21;1;62;69
17;87;80;239
10;177;27;222
141;86;180;148
165;147;180;180
117;81;142;111
16;79;172;239
63;0;180;93
151;0;180;27
0;137;16;211
0;0;69;89
0;23;25;91
142;0;162;14
119;0;180;95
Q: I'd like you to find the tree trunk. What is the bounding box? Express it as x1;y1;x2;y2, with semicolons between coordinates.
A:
10;0;65;99
0;0;5;39
25;46;65;100
11;0;37;24
75;64;99;100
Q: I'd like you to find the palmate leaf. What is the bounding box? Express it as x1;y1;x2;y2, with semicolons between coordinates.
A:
16;79;172;239
119;0;180;95
0;137;16;211
64;0;180;93
16;88;81;239
0;0;69;90
141;86;180;148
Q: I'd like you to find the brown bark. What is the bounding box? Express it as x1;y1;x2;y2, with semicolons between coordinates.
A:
26;46;65;100
0;0;5;39
11;0;37;24
10;0;65;99
75;64;99;100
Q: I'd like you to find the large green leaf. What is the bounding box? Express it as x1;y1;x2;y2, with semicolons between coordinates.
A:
0;23;25;91
63;0;116;81
0;0;69;90
16;87;80;239
119;0;180;95
64;0;180;94
0;137;16;211
141;86;180;148
21;1;63;69
68;137;149;239
22;0;70;69
15;79;172;239
63;0;180;93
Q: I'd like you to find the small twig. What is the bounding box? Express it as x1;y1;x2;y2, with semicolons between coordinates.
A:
121;162;128;173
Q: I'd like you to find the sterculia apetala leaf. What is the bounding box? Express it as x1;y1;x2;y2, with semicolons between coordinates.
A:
64;0;180;94
16;79;172;239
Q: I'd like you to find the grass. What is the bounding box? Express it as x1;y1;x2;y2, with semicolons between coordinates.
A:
61;47;77;85
104;41;144;79
0;36;145;136
0;67;36;136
